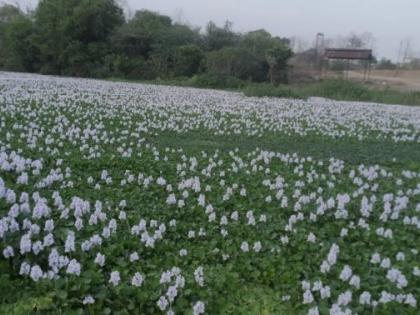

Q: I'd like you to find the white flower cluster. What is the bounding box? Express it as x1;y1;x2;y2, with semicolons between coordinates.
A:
157;267;185;312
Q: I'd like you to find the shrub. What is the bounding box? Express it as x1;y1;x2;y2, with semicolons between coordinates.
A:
243;83;302;99
188;73;246;89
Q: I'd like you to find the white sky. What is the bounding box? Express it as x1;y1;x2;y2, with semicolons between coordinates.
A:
4;0;419;60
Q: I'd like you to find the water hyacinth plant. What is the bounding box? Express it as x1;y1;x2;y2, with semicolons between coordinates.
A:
0;72;419;314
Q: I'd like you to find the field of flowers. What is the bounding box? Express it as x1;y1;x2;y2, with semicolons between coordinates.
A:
0;71;419;315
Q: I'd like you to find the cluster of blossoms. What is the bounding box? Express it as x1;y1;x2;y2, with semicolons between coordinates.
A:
1;72;420;145
157;267;186;313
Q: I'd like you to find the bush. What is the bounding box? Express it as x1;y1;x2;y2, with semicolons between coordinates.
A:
243;83;302;98
188;73;246;89
304;79;371;100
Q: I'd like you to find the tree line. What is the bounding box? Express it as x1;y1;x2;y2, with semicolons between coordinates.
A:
0;0;292;85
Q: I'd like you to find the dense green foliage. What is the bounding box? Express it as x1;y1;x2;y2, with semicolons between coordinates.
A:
0;1;292;83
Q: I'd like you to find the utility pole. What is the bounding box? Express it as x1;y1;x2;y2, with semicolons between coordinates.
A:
315;33;325;79
396;39;412;76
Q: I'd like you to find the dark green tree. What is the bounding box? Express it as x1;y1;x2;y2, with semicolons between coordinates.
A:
174;44;204;77
112;10;202;79
0;2;293;84
266;45;293;84
33;0;124;76
0;4;21;23
205;47;260;80
241;29;274;57
0;5;38;71
204;21;239;51
112;10;172;58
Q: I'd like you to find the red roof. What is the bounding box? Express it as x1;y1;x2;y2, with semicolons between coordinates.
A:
324;49;373;60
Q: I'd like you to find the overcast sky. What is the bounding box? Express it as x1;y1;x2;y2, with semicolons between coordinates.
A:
4;0;419;60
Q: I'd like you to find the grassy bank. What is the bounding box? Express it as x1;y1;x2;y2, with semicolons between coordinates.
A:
244;80;420;105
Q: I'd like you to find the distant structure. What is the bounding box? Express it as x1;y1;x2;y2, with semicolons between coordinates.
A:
324;49;373;60
323;49;373;80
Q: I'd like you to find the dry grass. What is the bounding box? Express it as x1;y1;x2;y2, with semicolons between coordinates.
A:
349;69;420;91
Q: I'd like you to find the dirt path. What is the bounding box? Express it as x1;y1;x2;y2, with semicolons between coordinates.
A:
349;70;420;91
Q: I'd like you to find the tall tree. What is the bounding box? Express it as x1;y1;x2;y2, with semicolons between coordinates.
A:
112;10;202;78
173;44;203;77
204;21;239;51
205;47;260;80
112;10;172;58
266;45;293;84
33;0;124;75
0;4;37;71
0;2;293;84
